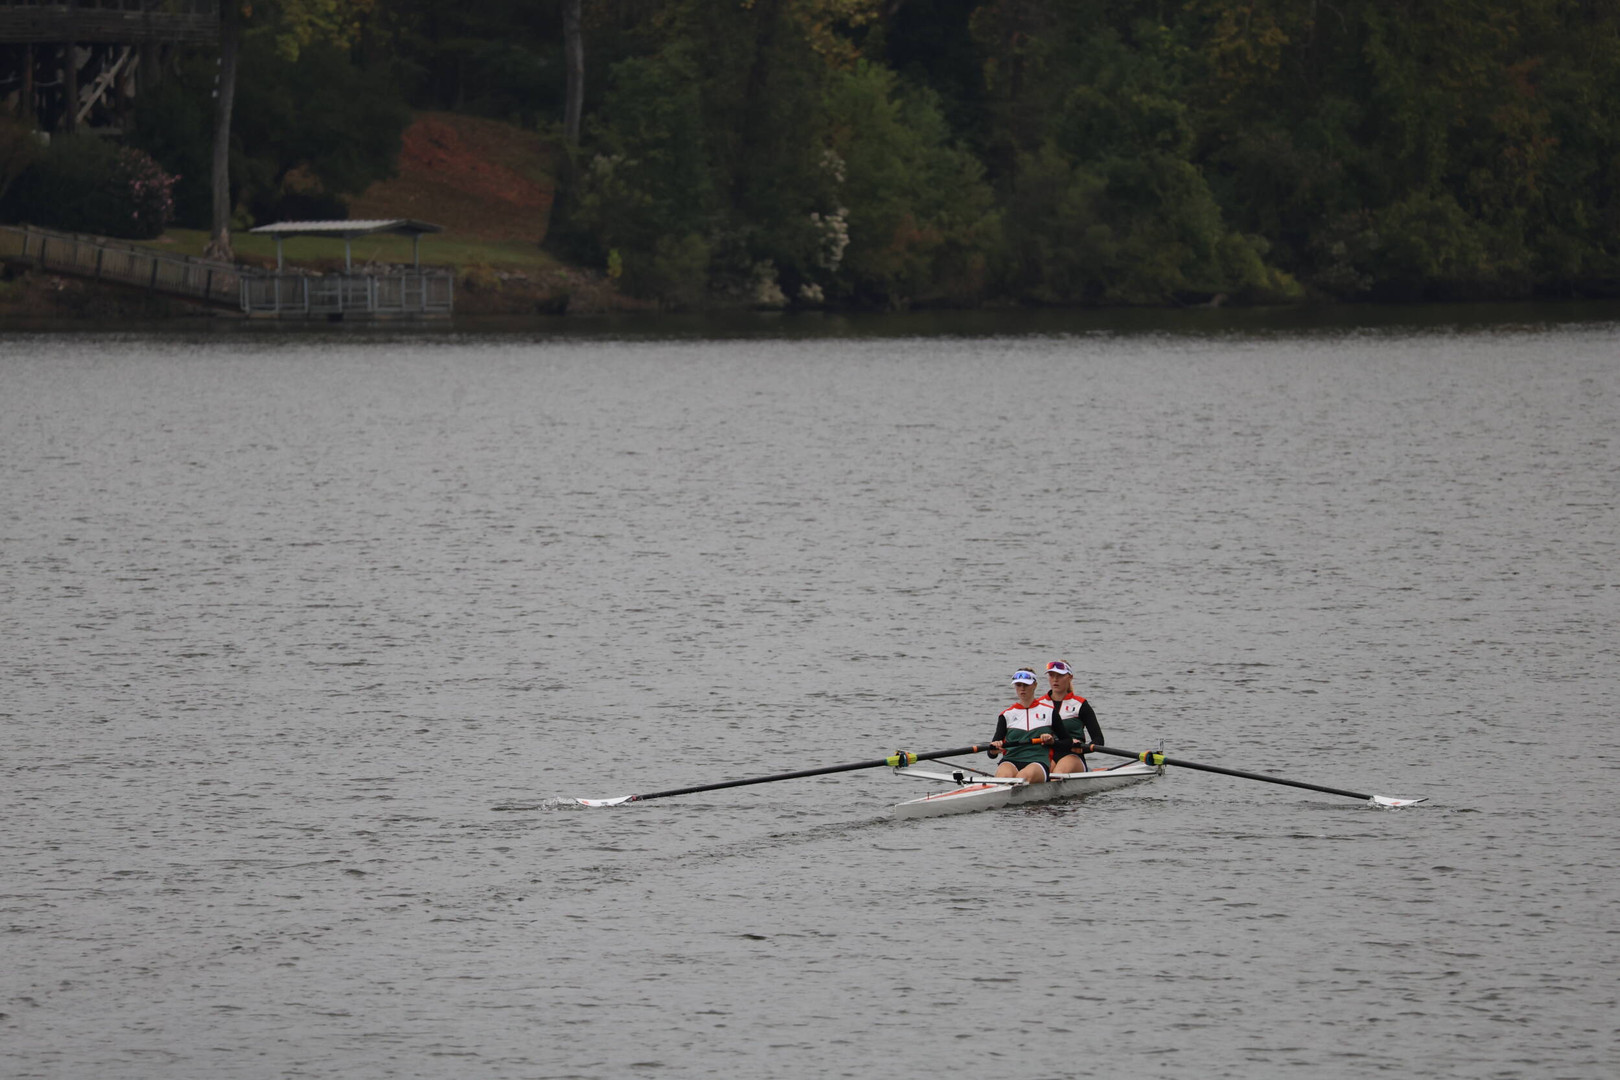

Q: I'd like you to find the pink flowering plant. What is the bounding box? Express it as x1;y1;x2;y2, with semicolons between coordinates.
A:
114;148;178;238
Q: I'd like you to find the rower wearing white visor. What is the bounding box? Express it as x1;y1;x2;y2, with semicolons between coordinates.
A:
988;668;1071;784
1043;659;1104;775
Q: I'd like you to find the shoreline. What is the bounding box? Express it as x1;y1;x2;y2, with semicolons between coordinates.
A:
5;272;1620;338
0;260;653;322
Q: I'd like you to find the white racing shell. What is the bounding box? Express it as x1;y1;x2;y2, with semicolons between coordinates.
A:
891;759;1163;820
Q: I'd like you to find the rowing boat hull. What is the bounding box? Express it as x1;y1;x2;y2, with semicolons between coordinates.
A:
891;761;1162;820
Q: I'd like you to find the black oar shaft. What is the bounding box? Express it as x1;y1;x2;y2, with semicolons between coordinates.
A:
1089;744;1373;802
625;744;993;803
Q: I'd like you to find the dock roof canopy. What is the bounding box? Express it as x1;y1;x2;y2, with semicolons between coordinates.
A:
249;219;443;239
248;219;444;270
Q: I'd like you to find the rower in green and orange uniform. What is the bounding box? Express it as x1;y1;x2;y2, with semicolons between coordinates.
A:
1043;659;1104;775
989;668;1072;784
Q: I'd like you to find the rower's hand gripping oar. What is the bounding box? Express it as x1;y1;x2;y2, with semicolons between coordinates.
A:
1085;744;1425;807
576;743;998;807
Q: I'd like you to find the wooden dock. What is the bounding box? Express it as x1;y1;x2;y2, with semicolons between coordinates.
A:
1;223;243;307
2;224;455;318
240;218;453;318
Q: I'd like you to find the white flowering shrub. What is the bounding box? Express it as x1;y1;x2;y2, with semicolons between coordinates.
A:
821;148;847;186
809;207;850;271
751;260;788;307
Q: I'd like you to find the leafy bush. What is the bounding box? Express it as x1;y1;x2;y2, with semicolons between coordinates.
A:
1367;191;1523;301
620;232;712;308
997;139;1302;306
265;189;351;222
126;54;215;229
0;116;42;205
0;137;177;239
116;148;179;236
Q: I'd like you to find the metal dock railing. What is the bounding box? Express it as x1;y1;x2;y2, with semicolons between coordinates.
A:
239;271;453;319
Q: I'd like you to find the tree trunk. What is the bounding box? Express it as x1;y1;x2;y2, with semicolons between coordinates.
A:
733;0;783;207
207;11;240;261
562;0;583;144
20;45;33;122
139;43;160;94
62;44;78;134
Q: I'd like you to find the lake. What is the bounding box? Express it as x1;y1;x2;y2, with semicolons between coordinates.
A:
3;305;1617;1078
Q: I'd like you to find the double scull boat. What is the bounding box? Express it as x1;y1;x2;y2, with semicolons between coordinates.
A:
889;758;1163;819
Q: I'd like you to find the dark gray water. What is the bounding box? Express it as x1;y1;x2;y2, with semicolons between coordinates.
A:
3;314;1617;1079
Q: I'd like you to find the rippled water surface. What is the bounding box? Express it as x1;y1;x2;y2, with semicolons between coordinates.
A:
3;312;1618;1079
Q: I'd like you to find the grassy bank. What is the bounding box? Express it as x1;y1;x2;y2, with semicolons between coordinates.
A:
150;228;562;273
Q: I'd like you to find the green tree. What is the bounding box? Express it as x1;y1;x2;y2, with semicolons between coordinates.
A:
234;37;410;219
368;0;568;125
560;0;843;305
207;0;381;257
133;35;406;232
823;61;998;304
977;4;1297;303
1188;0;1620;297
567;44;716;300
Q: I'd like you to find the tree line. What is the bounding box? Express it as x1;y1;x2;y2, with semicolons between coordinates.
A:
8;0;1620;308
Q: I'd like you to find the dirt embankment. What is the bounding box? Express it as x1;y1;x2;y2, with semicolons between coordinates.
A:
351;113;555;244
349;113;641;315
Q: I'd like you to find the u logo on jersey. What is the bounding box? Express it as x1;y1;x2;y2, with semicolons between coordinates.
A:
1055;696;1087;722
1004;702;1055;731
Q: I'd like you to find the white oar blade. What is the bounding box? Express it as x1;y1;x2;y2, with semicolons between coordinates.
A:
1369;795;1427;808
576;795;636;807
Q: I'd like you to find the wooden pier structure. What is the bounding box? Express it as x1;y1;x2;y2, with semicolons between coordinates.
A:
1;222;242;306
241;219;453;319
1;0;218;134
2;221;455;318
0;0;217;44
